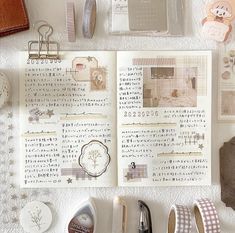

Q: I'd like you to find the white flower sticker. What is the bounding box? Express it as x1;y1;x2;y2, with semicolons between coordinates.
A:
79;140;110;177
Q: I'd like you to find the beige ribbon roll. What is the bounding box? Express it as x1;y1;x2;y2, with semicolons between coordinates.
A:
82;0;96;38
66;1;76;42
194;199;221;233
168;205;192;233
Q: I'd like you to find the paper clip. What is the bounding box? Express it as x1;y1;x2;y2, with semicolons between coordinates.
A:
28;22;60;60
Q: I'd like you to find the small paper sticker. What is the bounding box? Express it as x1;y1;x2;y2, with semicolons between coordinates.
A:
79;140;110;177
202;0;235;42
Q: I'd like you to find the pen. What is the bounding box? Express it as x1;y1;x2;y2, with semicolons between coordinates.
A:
138;200;152;233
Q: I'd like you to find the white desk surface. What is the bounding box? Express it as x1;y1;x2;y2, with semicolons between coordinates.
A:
0;0;235;232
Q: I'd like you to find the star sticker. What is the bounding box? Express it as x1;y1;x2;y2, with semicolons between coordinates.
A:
2;189;7;195
0;170;7;175
21;194;28;200
0;141;6;145
9;148;14;153
1;180;7;185
10;183;16;189
43;189;51;196
87;56;93;62
125;172;133;181
12;217;18;223
8;112;13;118
11;194;18;200
2;209;8;214
8;124;13;130
11;206;18;212
31;190;40;197
0;160;5;165
9;160;14;165
46;110;54;118
198;144;204;150
9;172;14;177
2;199;7;204
2;219;9;224
67;178;72;184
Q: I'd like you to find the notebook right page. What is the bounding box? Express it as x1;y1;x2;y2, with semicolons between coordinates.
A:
117;51;212;187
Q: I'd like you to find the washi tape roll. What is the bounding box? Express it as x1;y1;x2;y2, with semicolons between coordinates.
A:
194;198;221;233
0;72;10;108
168;205;192;233
82;0;96;38
66;1;76;42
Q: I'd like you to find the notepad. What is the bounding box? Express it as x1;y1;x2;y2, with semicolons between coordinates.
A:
128;0;167;31
19;51;212;188
111;0;184;36
0;0;29;37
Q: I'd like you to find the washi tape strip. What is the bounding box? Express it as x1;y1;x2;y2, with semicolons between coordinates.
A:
168;205;192;233
194;198;221;233
66;1;76;42
0;72;11;109
82;0;96;38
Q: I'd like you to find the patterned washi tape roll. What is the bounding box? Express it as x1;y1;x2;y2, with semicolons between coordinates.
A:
82;0;96;38
168;205;192;233
194;198;221;233
66;1;76;42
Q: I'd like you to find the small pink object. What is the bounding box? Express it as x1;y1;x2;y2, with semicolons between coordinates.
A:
76;63;86;70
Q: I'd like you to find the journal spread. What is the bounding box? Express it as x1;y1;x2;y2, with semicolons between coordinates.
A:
19;51;212;188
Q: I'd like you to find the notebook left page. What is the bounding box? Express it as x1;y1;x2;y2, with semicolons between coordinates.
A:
19;51;117;188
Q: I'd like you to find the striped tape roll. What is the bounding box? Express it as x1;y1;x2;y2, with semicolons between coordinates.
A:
82;0;96;38
194;199;221;233
168;205;192;233
66;1;76;42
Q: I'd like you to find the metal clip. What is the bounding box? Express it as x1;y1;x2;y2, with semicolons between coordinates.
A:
28;22;60;60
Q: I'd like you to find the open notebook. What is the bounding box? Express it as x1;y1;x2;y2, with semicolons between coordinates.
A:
19;51;212;188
